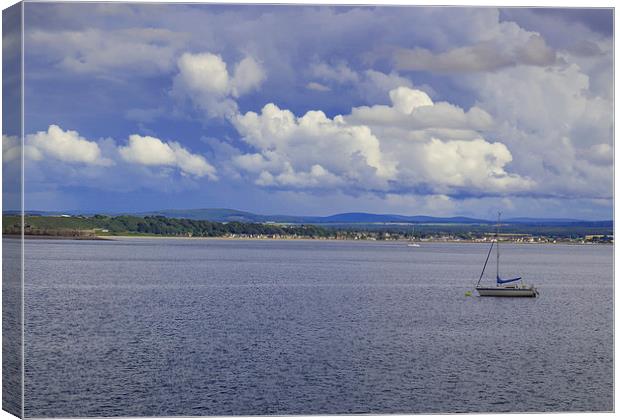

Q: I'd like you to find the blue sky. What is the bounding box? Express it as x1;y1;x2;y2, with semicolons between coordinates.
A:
4;3;613;219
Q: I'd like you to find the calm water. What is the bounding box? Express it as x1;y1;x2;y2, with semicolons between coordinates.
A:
22;238;613;417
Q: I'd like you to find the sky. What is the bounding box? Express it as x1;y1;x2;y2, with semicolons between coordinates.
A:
2;2;614;219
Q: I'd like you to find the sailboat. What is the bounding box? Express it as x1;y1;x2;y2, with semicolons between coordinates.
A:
407;225;421;247
475;212;538;297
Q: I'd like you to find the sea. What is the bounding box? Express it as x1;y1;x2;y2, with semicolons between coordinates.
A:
14;238;614;416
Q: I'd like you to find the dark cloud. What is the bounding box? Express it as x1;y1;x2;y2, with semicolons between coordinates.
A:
499;8;613;49
529;8;613;36
394;35;557;73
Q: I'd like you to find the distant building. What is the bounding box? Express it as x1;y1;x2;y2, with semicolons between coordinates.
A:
585;234;613;243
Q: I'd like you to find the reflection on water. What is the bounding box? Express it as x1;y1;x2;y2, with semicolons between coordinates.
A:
24;239;613;416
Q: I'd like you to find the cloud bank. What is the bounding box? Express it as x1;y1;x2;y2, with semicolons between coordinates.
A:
229;86;532;196
20;4;612;218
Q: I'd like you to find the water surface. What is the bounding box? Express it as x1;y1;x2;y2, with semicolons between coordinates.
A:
23;239;613;416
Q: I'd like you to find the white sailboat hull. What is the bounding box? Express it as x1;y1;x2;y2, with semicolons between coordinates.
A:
476;286;538;297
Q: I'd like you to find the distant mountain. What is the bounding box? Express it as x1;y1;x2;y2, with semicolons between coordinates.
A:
131;208;611;227
134;209;492;224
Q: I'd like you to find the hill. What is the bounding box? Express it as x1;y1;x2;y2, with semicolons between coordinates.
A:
134;208;611;227
7;208;612;228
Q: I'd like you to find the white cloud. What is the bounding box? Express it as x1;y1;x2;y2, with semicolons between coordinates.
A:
346;86;492;133
469;61;612;199
26;125;111;165
389;86;433;113
173;52;265;118
419;138;533;192
231;56;266;97
2;134;44;166
16;125;217;189
231;103;396;189
119;134;217;179
177;52;230;96
119;135;176;166
229;86;531;196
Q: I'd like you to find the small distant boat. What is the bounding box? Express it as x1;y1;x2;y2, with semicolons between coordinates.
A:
406;225;421;247
475;212;538;298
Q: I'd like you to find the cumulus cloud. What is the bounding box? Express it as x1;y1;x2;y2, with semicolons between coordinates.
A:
119;134;217;179
25;125;112;165
468;61;613;199
177;53;230;96
231;103;396;189
14;125;217;182
419;138;532;192
229;86;531;196
390;86;433;113
173;52;265;118
346;86;493;134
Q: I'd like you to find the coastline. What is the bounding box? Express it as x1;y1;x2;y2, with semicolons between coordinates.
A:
3;234;112;241
9;234;611;245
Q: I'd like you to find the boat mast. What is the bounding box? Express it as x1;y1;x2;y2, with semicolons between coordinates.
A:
496;211;501;282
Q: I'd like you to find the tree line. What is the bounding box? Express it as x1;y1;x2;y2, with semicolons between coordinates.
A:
3;215;331;238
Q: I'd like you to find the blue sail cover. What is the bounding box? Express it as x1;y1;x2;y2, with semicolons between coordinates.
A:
497;276;522;284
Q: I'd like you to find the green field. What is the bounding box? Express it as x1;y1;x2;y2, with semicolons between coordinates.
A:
3;215;330;238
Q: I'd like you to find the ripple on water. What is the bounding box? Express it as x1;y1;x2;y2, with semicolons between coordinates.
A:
23;239;613;416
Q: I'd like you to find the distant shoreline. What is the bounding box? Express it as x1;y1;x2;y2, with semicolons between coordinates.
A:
5;214;612;245
3;234;111;241
7;234;611;245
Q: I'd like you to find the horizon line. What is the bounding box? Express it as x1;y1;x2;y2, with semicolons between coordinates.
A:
4;208;614;222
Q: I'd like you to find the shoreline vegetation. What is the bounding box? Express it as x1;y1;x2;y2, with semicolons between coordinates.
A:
2;215;613;244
